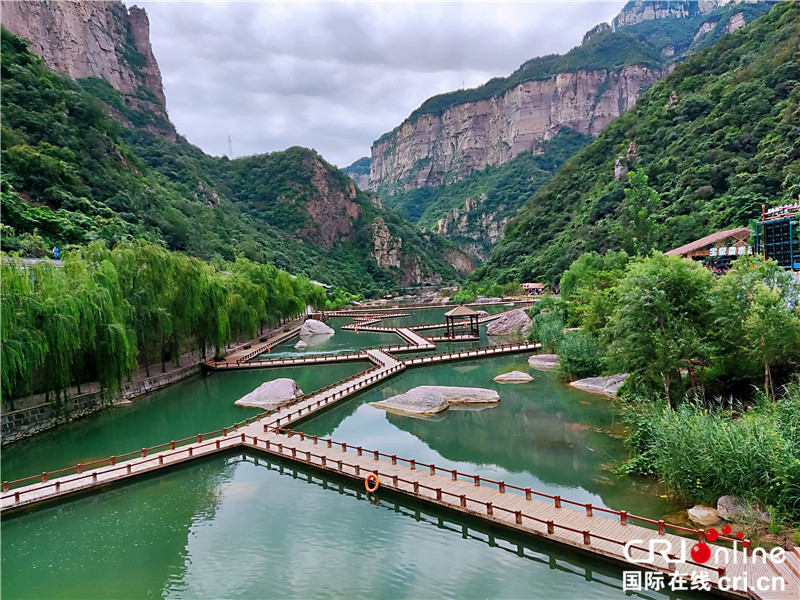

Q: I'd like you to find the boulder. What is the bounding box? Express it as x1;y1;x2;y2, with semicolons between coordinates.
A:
475;310;490;317
687;505;721;527
528;354;559;371
486;309;531;336
370;385;500;417
300;319;334;336
569;374;628;397
493;370;534;383
717;495;770;524
235;378;303;409
294;339;308;349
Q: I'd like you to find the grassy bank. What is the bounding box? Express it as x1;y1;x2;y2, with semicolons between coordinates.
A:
618;380;800;534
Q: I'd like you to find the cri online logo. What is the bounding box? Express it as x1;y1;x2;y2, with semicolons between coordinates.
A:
691;525;742;562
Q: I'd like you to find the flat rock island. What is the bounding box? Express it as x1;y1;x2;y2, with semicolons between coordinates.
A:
493;370;534;383
370;385;500;417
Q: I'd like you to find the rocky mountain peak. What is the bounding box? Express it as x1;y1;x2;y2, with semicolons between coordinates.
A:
2;0;173;137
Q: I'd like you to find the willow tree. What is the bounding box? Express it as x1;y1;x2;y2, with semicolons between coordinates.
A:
0;256;47;408
81;244;137;395
112;241;175;376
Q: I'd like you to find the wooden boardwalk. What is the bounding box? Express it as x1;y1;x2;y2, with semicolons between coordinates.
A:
6;421;797;600
5;303;796;599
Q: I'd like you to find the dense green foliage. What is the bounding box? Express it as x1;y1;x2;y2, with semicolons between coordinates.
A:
475;3;800;286
551;248;800;518
553;252;800;400
374;2;773;143
0;241;329;408
382;130;592;257
620;382;800;519
0;28;460;297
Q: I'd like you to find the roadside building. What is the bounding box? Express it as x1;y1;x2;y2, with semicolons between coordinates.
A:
665;227;752;273
521;282;546;296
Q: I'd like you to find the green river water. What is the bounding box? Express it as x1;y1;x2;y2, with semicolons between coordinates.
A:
1;308;702;599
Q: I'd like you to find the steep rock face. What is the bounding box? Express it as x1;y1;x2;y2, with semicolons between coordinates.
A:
370;66;664;191
370;218;442;286
2;0;172;136
611;0;729;29
435;194;509;260
300;158;360;250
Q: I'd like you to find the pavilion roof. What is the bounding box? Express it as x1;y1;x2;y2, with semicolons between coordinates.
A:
445;305;479;317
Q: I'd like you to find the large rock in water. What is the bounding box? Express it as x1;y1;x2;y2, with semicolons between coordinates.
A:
569;374;628;397
235;378;303;409
528;354;559;371
493;370;534;383
486;309;531;336
370;386;500;417
300;319;334;336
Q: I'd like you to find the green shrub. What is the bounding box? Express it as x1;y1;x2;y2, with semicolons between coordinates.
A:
555;331;601;380
529;310;564;353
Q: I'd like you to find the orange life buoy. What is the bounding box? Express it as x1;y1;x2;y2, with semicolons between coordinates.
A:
365;472;379;493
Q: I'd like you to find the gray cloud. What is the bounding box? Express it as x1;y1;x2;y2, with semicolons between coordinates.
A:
141;1;627;166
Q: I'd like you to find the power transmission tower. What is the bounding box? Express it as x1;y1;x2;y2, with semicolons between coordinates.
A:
227;134;233;158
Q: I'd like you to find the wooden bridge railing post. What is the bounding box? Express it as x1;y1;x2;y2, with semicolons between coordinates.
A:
547;521;554;534
658;520;665;535
620;511;628;525
554;495;561;508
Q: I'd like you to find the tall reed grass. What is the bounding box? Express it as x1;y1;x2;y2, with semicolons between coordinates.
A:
619;380;800;518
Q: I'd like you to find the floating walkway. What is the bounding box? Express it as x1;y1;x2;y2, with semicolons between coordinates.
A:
5;421;798;600
7;305;793;599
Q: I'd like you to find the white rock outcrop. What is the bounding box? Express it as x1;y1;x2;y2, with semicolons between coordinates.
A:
569;374;628;397
370;386;500;417
528;354;559;371
486;309;532;336
493;370;534;383
687;505;721;527
294;339;308;349
235;378;303;409
299;319;335;336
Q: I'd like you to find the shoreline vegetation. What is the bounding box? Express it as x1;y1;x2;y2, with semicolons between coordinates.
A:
1;240;355;412
517;248;800;547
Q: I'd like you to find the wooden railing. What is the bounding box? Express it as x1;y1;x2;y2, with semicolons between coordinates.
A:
258;425;750;566
402;342;540;366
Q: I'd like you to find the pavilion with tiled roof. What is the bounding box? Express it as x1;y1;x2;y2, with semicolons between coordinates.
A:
444;305;480;338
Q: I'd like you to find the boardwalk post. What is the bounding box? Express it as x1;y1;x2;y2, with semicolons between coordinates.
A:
436;488;442;501
460;495;466;507
554;495;561;508
583;531;591;545
658;520;665;535
515;511;522;524
525;488;531;500
586;503;593;517
620;511;627;525
547;521;554;534
486;503;493;516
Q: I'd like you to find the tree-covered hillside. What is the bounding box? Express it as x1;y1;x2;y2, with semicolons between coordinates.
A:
474;2;800;285
384;130;592;259
0;28;461;296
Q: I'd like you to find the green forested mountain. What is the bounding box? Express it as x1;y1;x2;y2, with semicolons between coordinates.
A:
0;29;463;296
474;2;800;285
369;1;775;262
384;130;592;259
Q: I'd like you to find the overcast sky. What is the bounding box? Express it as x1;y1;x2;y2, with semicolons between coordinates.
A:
141;1;627;167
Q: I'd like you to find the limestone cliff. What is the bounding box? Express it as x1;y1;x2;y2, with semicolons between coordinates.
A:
2;0;173;137
369;0;770;192
371;65;663;191
370;218;442;286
